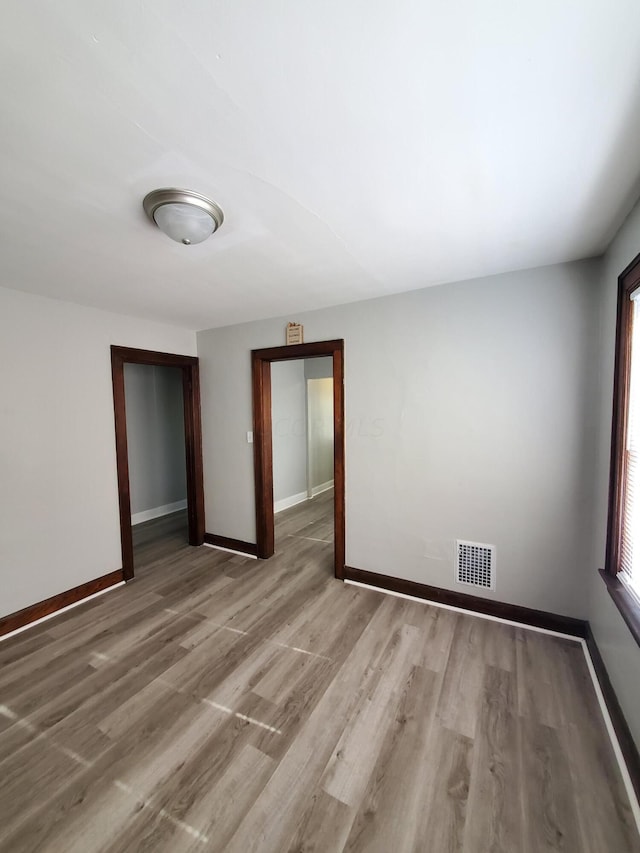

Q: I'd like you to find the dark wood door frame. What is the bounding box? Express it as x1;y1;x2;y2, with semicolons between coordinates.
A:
252;339;345;579
111;346;205;581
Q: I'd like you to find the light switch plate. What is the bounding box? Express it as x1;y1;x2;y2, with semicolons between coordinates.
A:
247;431;253;444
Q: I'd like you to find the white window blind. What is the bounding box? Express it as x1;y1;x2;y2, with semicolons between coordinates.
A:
621;293;640;599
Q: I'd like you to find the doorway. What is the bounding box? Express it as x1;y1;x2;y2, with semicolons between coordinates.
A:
251;339;345;578
111;346;205;580
271;358;334;555
125;362;188;566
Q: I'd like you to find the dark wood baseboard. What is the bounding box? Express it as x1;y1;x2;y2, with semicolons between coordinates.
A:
204;533;259;558
343;565;588;638
586;625;640;800
0;569;124;638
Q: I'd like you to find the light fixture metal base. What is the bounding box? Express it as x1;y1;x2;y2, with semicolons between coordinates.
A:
143;188;224;235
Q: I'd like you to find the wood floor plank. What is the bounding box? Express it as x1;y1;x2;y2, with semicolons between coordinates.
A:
0;629;54;667
97;679;178;741
320;624;421;807
286;789;355;853
400;598;459;670
515;629;565;729
519;716;582;853
343;664;440;853
462;665;522;853
252;644;324;704
416;724;474;853
105;744;276;853
436;615;488;738
268;579;381;662
0;733;85;840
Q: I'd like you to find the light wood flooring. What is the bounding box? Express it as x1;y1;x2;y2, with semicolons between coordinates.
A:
274;488;334;551
0;492;639;852
132;508;189;569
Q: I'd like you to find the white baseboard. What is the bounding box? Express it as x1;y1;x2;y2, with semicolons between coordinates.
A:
132;499;187;526
202;543;258;560
311;479;334;497
274;481;334;513
579;641;640;832
274;491;308;514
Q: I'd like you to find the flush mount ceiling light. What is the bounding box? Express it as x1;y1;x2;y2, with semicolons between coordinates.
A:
142;188;224;245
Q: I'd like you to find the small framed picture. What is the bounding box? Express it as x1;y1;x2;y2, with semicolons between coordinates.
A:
286;322;304;345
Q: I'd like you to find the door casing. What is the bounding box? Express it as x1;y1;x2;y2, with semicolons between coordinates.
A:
111;345;205;580
251;339;345;578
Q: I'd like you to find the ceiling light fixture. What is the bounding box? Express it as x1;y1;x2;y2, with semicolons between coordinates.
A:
143;188;224;245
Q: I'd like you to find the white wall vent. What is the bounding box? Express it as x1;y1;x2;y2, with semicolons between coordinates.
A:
455;540;495;590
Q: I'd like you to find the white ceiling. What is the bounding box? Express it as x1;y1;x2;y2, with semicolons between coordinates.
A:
2;1;640;330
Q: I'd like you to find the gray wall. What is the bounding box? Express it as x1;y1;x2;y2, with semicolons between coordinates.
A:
589;196;640;748
198;259;601;618
124;363;187;519
0;285;196;618
271;360;307;505
305;356;333;380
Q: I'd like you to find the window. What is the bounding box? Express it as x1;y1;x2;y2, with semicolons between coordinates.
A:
604;253;640;645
